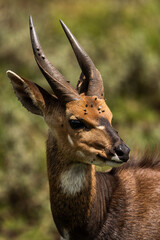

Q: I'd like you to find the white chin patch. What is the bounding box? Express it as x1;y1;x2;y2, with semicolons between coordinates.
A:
107;154;123;167
111;154;121;162
60;164;87;195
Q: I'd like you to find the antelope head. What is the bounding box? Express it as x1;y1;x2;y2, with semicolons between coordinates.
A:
7;17;130;167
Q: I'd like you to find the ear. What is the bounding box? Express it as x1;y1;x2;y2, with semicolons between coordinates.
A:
7;70;57;116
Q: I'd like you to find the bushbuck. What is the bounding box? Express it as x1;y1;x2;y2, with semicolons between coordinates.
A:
7;17;160;240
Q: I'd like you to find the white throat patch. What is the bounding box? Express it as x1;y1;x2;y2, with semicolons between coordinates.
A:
60;164;87;195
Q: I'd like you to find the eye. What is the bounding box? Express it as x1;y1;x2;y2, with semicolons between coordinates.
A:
69;119;86;130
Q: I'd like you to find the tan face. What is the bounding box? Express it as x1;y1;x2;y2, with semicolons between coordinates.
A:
45;94;129;167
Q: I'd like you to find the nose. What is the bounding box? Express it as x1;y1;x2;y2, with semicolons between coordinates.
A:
114;143;130;162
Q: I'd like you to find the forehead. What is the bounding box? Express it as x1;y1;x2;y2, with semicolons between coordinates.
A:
66;95;113;125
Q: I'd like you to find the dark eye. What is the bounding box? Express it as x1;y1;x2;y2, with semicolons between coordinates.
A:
69;119;86;130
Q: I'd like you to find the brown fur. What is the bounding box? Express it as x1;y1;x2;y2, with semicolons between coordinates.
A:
8;69;160;240
47;137;160;240
7;19;159;239
66;94;113;125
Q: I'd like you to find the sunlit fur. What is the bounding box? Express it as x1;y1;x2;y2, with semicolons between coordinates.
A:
45;94;117;167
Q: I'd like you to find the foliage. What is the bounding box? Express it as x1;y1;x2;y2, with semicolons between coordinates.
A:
0;0;160;239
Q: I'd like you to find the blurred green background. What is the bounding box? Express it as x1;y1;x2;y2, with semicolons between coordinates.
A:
0;0;160;239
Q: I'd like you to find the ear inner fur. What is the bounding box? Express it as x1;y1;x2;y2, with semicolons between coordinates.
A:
7;70;56;116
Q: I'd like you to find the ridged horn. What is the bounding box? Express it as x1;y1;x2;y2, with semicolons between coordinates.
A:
60;20;104;99
29;16;81;104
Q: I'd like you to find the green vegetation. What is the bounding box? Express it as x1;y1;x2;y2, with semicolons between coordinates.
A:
0;0;160;239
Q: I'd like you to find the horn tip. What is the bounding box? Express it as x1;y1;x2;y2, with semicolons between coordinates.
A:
59;20;71;40
29;16;35;31
29;15;33;25
59;19;66;29
59;19;64;24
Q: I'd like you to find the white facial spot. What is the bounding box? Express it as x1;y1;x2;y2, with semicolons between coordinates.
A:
76;150;85;158
96;125;105;130
60;164;87;195
68;134;74;146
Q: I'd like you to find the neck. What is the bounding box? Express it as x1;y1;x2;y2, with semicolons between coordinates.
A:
46;131;116;239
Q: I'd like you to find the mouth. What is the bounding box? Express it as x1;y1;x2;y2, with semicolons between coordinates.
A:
96;153;124;167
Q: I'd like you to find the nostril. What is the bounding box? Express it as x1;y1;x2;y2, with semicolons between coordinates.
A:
115;148;124;157
114;145;124;157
